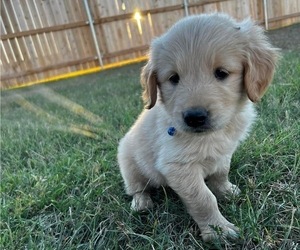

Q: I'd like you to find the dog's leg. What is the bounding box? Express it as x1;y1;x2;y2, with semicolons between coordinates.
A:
118;157;153;211
165;164;239;241
206;156;241;200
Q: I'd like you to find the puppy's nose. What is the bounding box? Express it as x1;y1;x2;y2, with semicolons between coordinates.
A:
183;108;208;128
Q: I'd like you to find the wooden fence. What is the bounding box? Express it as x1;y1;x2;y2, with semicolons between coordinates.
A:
1;0;300;89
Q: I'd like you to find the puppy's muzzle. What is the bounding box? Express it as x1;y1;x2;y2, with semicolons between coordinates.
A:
183;107;210;132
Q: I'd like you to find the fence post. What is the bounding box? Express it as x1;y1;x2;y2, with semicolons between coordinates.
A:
263;0;269;30
183;0;189;16
83;0;104;67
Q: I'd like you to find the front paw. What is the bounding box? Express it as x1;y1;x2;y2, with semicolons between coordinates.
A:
210;182;241;200
226;183;241;197
131;192;153;211
200;222;240;242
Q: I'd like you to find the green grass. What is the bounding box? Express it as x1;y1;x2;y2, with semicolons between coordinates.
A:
1;52;299;249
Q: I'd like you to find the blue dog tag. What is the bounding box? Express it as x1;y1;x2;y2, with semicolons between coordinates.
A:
168;127;176;136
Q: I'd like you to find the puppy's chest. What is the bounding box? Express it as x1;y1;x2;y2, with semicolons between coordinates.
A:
157;135;232;175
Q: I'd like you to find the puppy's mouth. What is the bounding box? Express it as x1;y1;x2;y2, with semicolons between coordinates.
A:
182;124;214;134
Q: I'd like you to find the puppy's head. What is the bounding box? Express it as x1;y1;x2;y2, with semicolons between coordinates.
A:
142;13;279;133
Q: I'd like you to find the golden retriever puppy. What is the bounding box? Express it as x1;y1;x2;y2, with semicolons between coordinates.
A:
118;13;278;241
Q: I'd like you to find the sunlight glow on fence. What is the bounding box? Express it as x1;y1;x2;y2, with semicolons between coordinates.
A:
133;11;143;35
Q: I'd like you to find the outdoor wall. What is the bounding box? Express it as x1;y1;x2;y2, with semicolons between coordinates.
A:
1;0;300;89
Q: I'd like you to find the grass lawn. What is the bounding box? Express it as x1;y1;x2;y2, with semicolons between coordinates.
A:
1;51;299;249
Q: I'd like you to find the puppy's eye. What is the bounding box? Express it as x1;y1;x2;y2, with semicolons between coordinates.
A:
214;68;229;81
168;73;180;85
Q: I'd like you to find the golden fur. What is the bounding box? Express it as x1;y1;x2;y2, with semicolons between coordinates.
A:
118;13;278;241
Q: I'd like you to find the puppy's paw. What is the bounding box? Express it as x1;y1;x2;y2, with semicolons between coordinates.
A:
211;182;241;200
131;192;153;211
226;183;241;197
201;222;240;242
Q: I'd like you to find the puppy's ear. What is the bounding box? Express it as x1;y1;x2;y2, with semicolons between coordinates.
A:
141;61;158;109
241;20;280;102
